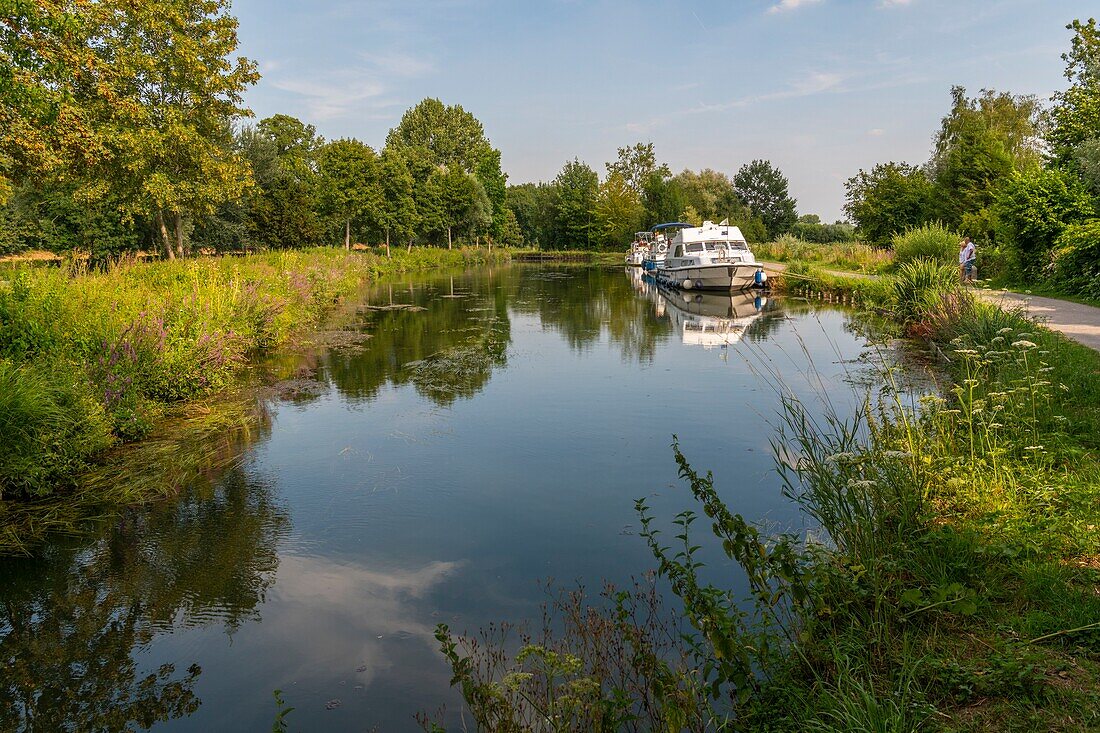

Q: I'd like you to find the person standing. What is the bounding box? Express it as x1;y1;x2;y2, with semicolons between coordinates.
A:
959;237;976;284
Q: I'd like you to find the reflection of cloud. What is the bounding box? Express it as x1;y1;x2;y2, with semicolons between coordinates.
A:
258;554;465;688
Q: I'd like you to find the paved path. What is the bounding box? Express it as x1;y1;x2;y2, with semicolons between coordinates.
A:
975;290;1100;353
759;260;1100;353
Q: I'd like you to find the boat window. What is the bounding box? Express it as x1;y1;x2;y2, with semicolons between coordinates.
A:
685;243;704;253
673;245;683;257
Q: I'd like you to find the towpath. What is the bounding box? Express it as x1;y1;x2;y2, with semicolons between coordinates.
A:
759;260;1100;353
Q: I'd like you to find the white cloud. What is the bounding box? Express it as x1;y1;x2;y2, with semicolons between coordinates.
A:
868;128;885;136
880;0;913;6
767;0;823;14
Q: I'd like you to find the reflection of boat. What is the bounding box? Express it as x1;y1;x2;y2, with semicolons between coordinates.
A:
658;285;767;348
625;232;652;266
655;220;765;291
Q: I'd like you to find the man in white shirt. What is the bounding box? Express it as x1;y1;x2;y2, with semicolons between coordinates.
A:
959;237;976;284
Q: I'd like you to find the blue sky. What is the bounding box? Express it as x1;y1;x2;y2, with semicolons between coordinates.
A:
233;0;1096;221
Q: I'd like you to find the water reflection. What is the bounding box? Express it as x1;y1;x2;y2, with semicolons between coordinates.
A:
0;264;881;732
0;458;288;730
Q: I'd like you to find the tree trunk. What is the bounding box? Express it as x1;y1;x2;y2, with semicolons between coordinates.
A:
385;228;391;258
407;236;413;254
345;220;351;250
155;211;176;261
488;236;492;254
447;226;452;250
172;212;186;258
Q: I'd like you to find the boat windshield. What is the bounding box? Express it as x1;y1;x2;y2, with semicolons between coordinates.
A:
685;243;705;253
705;241;747;251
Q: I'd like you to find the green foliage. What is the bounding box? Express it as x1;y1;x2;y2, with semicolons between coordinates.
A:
890;258;961;325
316;138;382;248
606;142;670;195
594;171;644;248
845;163;935;247
790;219;856;243
733;160;797;239
672;169;747;223
551;159;598;249
1051;218;1100;299
891;222;960;266
1046;19;1100;164
992;167;1094;280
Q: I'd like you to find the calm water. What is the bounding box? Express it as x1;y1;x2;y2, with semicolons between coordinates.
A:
0;265;882;732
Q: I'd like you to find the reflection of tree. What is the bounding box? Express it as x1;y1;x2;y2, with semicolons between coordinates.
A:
511;267;672;363
323;271;512;406
0;454;289;730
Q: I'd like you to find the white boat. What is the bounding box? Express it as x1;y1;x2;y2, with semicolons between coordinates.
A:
641;222;687;271
655;220;765;291
625;232;652;266
658;286;767;348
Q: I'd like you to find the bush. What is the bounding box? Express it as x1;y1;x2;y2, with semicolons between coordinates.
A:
1051;219;1100;300
891;258;961;326
791;221;857;244
892;223;959;266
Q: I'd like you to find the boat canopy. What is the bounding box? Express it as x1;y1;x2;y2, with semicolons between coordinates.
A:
649;222;693;233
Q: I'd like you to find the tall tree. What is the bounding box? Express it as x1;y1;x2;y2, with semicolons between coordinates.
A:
673;169;751;223
844;162;935;246
1047;19;1100;165
734;160;797;239
316;139;382;249
378;147;418;254
475;148;508;241
595;171;645;248
552;160;598;249
606;143;670;195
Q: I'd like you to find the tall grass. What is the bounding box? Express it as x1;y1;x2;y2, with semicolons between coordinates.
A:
754;236;893;274
0;247;505;499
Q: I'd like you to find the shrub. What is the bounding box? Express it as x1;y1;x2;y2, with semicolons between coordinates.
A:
891;258;961;326
1051;219;1100;300
892;223;959;266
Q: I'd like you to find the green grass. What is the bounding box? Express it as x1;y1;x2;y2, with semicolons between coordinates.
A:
754;236;894;274
0;246;507;503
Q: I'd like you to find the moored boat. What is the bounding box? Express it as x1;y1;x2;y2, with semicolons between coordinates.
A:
641;222;689;271
625;232;652;266
655;220;765;291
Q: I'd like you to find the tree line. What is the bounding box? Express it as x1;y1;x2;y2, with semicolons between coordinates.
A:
0;1;822;259
844;18;1100;296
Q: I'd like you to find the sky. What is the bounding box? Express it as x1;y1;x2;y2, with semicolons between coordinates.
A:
232;0;1097;222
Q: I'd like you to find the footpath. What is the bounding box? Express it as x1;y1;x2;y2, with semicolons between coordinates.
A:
759;260;1100;354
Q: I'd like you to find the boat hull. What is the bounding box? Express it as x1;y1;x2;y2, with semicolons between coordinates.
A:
656;263;760;291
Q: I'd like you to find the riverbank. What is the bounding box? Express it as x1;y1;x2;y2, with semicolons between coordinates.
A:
432;261;1100;731
0;247;509;527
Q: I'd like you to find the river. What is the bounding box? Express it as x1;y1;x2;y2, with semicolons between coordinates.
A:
0;264;884;732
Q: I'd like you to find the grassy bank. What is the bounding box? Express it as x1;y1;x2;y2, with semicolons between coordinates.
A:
754;236;893;275
0;247;507;506
425;261;1100;732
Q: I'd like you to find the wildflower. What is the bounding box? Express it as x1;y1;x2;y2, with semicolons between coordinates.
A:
1012;340;1037;349
987;423;1003;429
825;452;857;464
882;450;913;459
1024;445;1044;451
991;336;1005;344
954;349;979;355
847;479;877;490
996;327;1014;335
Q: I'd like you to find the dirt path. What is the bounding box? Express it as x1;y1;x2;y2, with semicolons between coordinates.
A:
759;261;1100;353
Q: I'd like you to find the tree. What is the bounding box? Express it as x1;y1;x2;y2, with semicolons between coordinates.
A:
929;87;1037;236
506;182;558;248
679;205;702;227
552;160;598;249
1047;19;1100;165
1;1;259;259
316;139;382;249
606;143;671;195
992;167;1094;280
844;162;935;246
475;148;508;241
733;160;797;239
595;172;645;248
673;169;748;223
378;147;418;254
425;166;491;248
